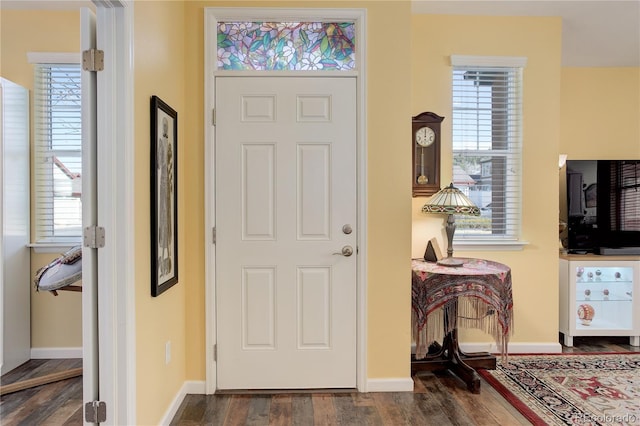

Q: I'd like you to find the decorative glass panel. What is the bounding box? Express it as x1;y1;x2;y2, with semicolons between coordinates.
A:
217;22;356;71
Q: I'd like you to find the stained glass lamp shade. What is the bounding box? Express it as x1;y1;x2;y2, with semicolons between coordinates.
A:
422;183;481;267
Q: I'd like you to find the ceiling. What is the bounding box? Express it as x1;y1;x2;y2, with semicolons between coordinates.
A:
3;0;639;67
413;1;640;67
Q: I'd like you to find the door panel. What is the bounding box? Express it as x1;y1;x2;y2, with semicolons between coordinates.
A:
216;77;357;389
80;7;99;413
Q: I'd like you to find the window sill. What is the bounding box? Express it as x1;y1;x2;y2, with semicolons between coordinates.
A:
454;240;530;252
29;241;81;254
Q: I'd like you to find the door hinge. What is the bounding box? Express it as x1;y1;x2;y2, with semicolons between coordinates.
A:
84;226;106;248
82;49;104;72
85;401;106;423
212;108;216;126
213;344;217;362
212;227;216;244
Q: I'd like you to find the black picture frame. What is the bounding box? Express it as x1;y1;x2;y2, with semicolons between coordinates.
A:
150;95;178;296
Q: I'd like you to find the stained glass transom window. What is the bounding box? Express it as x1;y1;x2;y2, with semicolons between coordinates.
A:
217;22;356;71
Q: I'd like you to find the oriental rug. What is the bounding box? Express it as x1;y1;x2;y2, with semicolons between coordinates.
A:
478;353;640;426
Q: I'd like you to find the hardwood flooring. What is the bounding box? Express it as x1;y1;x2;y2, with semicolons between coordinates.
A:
0;358;82;425
0;336;635;426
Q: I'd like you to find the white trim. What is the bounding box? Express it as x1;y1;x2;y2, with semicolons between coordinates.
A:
29;242;80;253
454;240;530;251
450;55;528;68
159;381;207;426
93;1;136;425
411;341;563;355
27;52;81;64
31;347;83;359
355;9;368;394
204;7;368;394
213;70;359;78
460;342;563;354
210;7;366;23
2;1;95;11
204;8;217;395
366;378;414;393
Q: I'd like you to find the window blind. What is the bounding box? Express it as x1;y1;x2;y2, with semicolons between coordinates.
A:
608;160;640;232
33;63;83;242
451;58;524;240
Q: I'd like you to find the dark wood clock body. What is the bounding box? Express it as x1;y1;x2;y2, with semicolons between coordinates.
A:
412;111;444;197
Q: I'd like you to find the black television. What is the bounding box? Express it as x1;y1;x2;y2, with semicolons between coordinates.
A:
565;159;640;255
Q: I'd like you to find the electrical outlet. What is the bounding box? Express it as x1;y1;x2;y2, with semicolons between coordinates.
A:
165;341;171;365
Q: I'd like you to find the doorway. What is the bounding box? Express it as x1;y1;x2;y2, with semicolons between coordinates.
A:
204;7;368;393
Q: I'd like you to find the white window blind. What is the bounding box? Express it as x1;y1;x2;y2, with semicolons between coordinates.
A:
33;63;82;242
607;160;640;232
450;56;525;241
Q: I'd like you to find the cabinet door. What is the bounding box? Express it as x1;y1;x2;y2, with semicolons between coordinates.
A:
568;261;638;336
1;78;30;375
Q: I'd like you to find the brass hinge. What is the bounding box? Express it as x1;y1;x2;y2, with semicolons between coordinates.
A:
82;49;104;72
84;226;106;248
213;344;217;362
85;401;106;423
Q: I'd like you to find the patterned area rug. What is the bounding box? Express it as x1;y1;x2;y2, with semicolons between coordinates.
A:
478;353;640;425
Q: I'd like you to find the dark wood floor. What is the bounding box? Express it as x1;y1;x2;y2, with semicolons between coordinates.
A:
0;358;83;425
0;336;636;426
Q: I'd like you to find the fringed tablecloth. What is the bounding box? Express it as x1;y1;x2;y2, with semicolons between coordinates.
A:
412;258;514;360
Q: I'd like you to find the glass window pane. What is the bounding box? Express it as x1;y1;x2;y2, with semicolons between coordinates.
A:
217;22;356;71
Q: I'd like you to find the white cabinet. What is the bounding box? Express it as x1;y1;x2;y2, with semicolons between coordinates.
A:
1;78;31;375
559;255;640;347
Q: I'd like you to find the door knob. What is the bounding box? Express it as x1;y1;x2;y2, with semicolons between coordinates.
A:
333;245;353;257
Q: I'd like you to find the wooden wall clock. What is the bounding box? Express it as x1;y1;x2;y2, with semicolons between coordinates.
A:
412;112;444;197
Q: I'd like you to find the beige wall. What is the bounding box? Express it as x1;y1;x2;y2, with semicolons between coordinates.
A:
411;14;564;345
558;67;640;224
133;1;187;424
560;67;640;159
0;9;82;349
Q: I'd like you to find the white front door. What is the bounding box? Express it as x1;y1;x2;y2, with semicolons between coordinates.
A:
216;76;357;389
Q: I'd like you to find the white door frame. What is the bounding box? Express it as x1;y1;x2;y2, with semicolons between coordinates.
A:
204;7;368;394
86;1;136;424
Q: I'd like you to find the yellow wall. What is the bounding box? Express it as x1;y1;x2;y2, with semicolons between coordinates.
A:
136;2;411;421
179;0;413;387
0;9;82;349
411;15;563;344
558;67;640;225
133;2;187;424
560;67;640;159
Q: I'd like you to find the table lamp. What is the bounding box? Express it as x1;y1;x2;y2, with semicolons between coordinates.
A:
422;183;480;267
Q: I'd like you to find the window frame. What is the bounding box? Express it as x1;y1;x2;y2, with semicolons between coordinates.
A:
450;55;529;251
28;52;83;249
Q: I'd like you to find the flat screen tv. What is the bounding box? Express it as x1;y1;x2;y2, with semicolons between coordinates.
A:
565;159;640;255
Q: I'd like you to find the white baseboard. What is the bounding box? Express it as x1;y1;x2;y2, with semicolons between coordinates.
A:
365;378;414;392
159;380;206;426
411;341;563;355
30;347;82;359
461;342;563;354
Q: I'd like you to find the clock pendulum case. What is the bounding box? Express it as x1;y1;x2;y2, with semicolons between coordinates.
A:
412;112;444;196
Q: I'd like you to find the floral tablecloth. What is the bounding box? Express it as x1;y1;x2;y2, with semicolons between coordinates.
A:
412;258;514;360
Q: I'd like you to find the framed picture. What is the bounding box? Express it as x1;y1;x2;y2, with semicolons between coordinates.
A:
150;95;178;296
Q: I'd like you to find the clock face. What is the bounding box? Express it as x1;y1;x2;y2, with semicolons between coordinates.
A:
416;126;436;147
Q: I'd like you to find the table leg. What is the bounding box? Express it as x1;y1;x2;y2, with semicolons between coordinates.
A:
411;299;496;393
